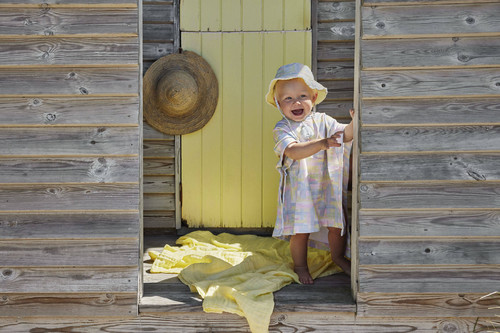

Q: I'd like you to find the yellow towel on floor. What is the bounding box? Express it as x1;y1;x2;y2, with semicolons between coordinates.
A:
149;231;341;333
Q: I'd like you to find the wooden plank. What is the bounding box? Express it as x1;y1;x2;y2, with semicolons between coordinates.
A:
361;68;500;99
143;23;174;42
143;211;176;229
318;1;355;21
0;127;139;156
242;0;262;31
359;265;500;293
359;182;500;209
143;194;175;211
0;37;138;65
357;292;500;318
143;3;174;23
0;183;139;211
0;8;137;36
360;153;500;181
359;239;500;265
317;60;354;79
362;3;500;38
0;293;137;317
316;41;354;61
143;140;175;158
318;22;355;41
0;68;138;95
321;79;354;99
359;209;500;237
361;125;500;153
0;267;138;293
362;37;500;69
0;97;139;125
0;212;139;239
143;158;175;176
1;0;137;4
143;122;174;139
361;98;500;125
143;175;175;193
143;41;174;61
316;100;353;119
0;239;138;266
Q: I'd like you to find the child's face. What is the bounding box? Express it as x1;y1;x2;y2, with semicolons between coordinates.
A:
275;78;317;122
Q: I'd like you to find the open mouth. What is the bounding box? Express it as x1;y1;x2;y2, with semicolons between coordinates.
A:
291;108;304;116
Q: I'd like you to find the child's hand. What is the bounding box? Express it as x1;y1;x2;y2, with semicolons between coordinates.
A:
349;108;355;119
324;132;343;149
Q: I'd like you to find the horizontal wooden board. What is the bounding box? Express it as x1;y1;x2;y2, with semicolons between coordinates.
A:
0;37;138;65
0;267;138;293
0;293;137;317
360;153;500;181
362;3;500;38
317;61;354;79
321;79;354;99
143;211;176;229
361;97;500;125
0;157;139;183
359;209;500;237
357;292;500;318
0;183;139;211
0;212;139;239
0;127;139;155
0;67;138;95
317;22;355;41
318;1;355;21
0;8;137;36
316;42;354;60
316;101;353;119
143;41;174;61
143;140;175;158
361;68;500;99
143;194;175;211
0;97;139;125
1;0;137;3
143;23;174;42
362;36;500;69
143;3;174;23
358;239;500;265
143;175;175;193
359;182;500;209
143;123;174;140
143;159;175;176
361;125;500;152
359;265;500;293
0;239;138;266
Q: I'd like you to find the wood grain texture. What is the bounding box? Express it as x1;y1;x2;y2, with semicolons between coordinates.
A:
143;175;175;193
143;194;175;211
317;60;354;79
143;140;175;158
1;0;137;4
359;182;500;209
143;123;174;139
0;183;139;211
358;239;500;265
143;159;175;176
0;8;138;36
361;125;500;152
143;3;174;23
316;100;353;119
361;68;500;99
361;98;500;125
318;21;355;41
359;265;500;293
321;79;354;99
362;3;500;38
0;127;139;156
359;209;500;237
318;1;355;21
317;41;354;61
143;211;176;229
362;36;500;69
0;267;138;293
143;23;174;41
0;67;138;95
143;41;174;61
360;153;500;181
357;292;500;318
0;212;139;239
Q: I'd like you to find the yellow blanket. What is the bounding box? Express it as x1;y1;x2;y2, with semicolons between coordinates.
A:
149;231;341;333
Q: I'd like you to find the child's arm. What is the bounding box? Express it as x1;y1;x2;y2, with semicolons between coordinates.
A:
342;108;355;142
284;133;342;160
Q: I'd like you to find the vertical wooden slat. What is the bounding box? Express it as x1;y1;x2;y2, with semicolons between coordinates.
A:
180;0;200;31
200;0;221;32
263;0;283;31
221;0;241;31
242;0;262;31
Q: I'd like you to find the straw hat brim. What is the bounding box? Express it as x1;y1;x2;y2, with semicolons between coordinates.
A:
144;51;218;135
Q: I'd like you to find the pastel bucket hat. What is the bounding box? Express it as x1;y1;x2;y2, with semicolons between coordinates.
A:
265;63;328;108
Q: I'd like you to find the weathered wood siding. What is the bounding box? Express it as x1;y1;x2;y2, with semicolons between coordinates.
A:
0;1;141;316
142;0;179;229
357;0;500;317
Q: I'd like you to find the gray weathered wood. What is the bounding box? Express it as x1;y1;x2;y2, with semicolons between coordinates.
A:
144;211;176;229
0;97;139;125
359;209;500;237
0;68;138;95
362;3;500;38
0;267;138;293
0;183;139;211
143;23;174;41
143;159;175;175
321;79;354;99
361;68;500;98
318;1;355;21
318;22;355;41
0;212;139;239
358;265;500;293
359;182;500;209
0;8;138;36
361;98;500;124
317;41;354;60
143;3;174;23
362;37;500;68
361;125;500;152
0;127;139;155
143;42;174;61
143;140;175;158
316;101;353;119
143;194;175;211
2;0;137;3
359;239;500;265
143;123;174;139
1;239;138;266
143;175;175;193
360;153;500;181
317;61;354;79
0;157;139;183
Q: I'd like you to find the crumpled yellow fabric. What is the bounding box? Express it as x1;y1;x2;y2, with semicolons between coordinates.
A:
149;231;342;333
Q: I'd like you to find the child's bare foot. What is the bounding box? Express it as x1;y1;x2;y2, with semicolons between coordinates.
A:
333;257;351;277
294;265;314;284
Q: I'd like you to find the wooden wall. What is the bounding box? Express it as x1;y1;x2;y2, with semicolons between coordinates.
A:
142;0;179;229
357;0;500;318
0;1;141;316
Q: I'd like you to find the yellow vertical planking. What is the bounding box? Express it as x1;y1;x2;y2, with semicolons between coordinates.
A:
201;0;221;32
242;0;262;31
180;0;200;31
221;0;241;31
284;0;309;30
263;0;283;31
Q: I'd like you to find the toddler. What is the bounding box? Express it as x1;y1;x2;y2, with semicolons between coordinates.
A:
266;63;353;284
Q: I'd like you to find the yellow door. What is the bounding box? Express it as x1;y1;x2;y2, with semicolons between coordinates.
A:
181;0;312;228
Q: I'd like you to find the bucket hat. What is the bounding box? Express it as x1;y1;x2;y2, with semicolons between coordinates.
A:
144;51;218;135
265;63;327;108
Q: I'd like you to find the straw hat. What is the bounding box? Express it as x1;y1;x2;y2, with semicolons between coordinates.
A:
144;51;218;135
265;63;327;108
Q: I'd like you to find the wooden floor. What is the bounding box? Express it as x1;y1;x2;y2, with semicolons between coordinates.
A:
140;233;356;314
